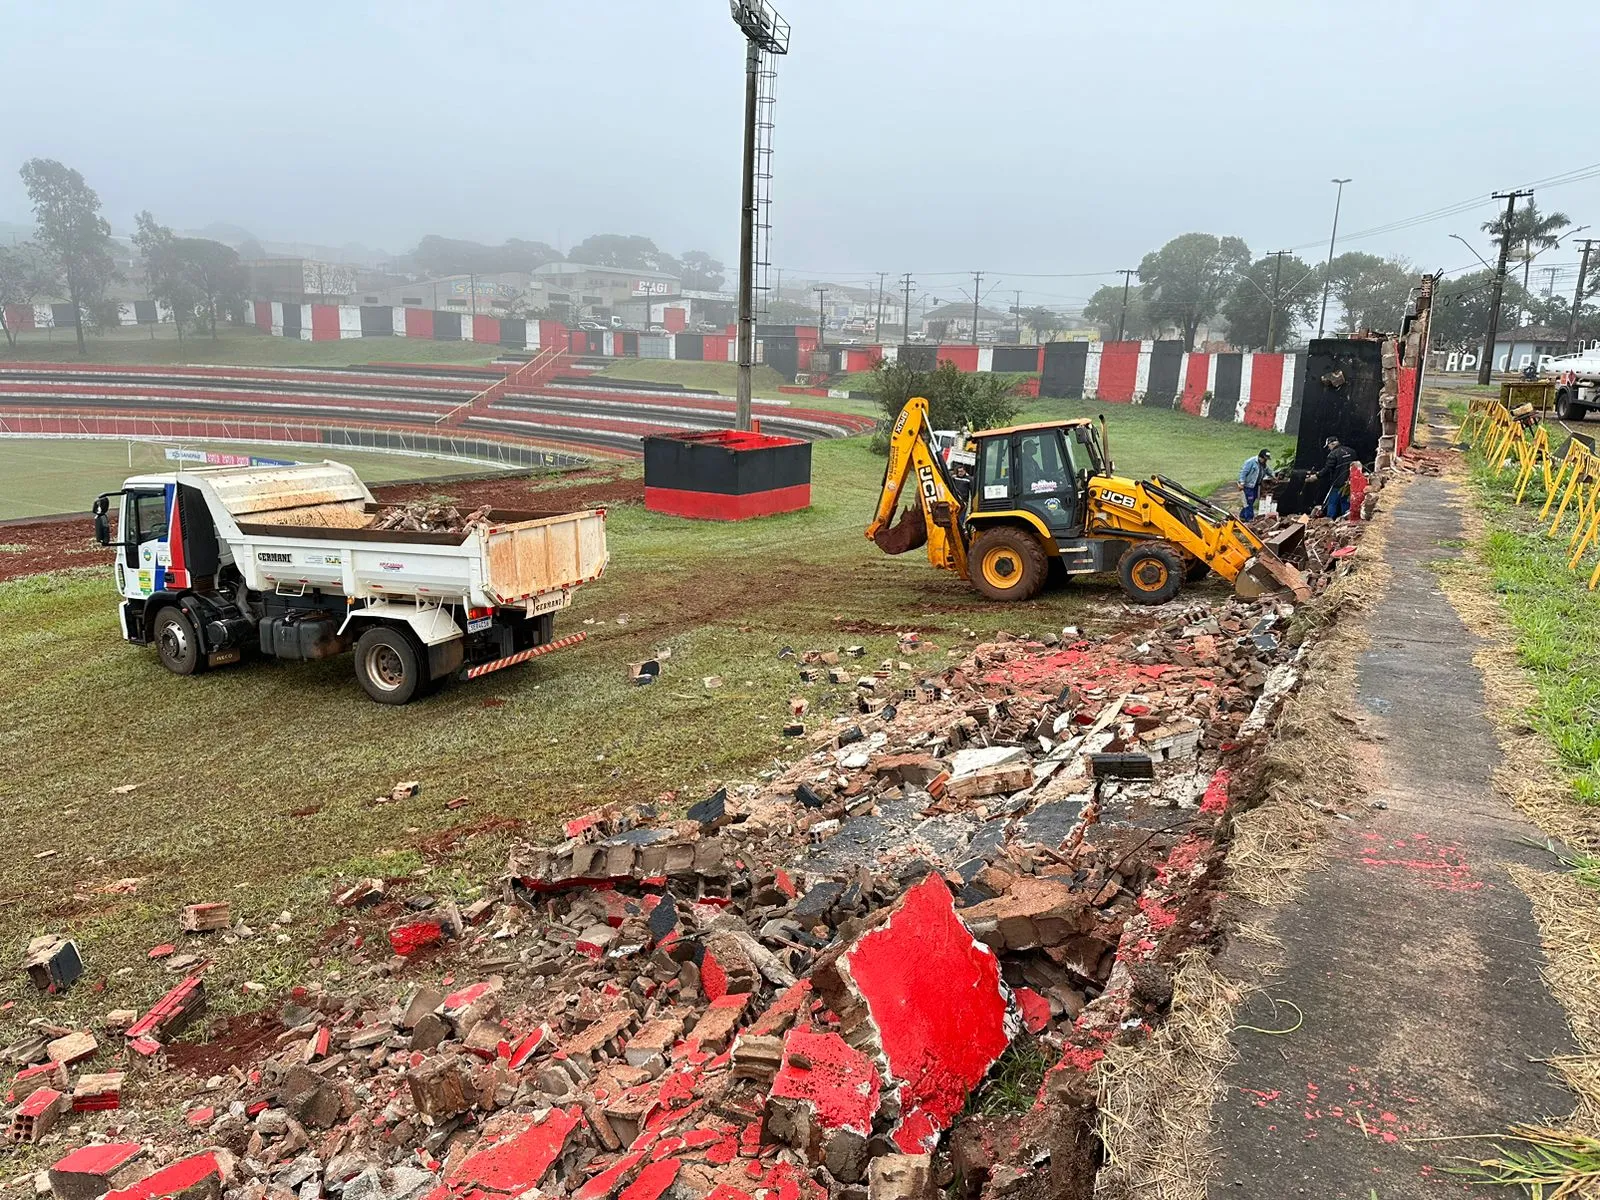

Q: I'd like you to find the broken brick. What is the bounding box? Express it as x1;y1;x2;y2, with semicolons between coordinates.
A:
47;1142;146;1200
24;936;83;994
406;1056;470;1123
958;876;1086;951
124;975;205;1044
71;1072;124;1112
389;921;444;957
689;992;751;1053
765;1029;880;1182
47;1030;98;1066
868;1154;934;1200
8;1086;64;1143
179;902;231;933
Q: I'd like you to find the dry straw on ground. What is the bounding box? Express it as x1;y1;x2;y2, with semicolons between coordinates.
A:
1093;480;1402;1200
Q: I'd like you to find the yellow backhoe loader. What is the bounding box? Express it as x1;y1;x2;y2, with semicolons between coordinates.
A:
865;395;1306;605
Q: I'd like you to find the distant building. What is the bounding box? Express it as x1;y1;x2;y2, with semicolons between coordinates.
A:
246;258;359;304
921;302;1008;340
351;272;534;315
532;262;681;322
1431;324;1586;374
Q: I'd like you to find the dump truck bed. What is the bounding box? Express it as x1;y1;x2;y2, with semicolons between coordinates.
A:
231;505;609;609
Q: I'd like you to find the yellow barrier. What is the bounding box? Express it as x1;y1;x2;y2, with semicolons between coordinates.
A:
1467;395;1600;589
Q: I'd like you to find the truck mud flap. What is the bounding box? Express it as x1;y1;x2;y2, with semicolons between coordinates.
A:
461;632;587;681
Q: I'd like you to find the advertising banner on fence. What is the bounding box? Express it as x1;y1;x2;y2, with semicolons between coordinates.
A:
164;448;297;467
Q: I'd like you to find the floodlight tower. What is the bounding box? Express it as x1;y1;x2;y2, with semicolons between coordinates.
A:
730;0;789;431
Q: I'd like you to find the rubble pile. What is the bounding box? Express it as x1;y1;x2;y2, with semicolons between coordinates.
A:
1250;513;1359;594
369;504;494;535
7;586;1336;1200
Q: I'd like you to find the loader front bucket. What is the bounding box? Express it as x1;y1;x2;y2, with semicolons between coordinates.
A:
871;504;929;555
1234;553;1311;602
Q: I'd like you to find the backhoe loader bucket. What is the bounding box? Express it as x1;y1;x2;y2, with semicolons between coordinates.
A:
872;504;928;555
1234;553;1311;601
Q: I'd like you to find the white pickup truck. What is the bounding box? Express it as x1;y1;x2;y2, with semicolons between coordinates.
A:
1543;347;1600;421
92;461;608;703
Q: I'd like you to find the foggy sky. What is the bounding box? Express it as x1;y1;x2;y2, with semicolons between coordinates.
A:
4;0;1600;308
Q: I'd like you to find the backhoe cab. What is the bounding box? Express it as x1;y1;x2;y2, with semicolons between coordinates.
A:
866;396;1304;605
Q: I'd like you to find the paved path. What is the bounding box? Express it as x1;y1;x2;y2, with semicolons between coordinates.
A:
1208;462;1577;1197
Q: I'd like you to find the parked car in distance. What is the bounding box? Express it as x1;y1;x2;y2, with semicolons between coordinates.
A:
577;320;606;331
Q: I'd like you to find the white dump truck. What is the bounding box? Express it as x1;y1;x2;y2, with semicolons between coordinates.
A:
92;461;608;703
1543;346;1600;421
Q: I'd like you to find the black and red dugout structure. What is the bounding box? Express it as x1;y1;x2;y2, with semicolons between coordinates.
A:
642;429;812;520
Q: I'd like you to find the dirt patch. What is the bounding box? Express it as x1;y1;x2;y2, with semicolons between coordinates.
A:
0;516;102;581
372;467;642;513
416;814;526;857
166;1011;285;1077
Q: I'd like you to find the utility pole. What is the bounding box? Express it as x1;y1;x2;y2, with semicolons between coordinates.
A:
814;286;827;345
969;271;983;345
1316;177;1352;339
1014;290;1022;343
1542;265;1560;299
1266;251;1285;353
1479;189;1533;385
875;271;885;340
1569;238;1597;352
901;273;913;344
469;272;477;317
1114;269;1136;342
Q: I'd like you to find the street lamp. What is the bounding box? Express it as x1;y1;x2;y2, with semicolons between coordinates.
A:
1315;178;1352;339
1449;233;1496;273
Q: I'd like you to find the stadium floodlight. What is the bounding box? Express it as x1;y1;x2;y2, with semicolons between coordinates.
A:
730;0;789;55
730;0;790;429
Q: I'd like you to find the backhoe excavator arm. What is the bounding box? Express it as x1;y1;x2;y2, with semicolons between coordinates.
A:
865;395;970;579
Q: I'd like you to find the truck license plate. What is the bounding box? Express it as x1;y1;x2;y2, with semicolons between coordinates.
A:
468;616;493;633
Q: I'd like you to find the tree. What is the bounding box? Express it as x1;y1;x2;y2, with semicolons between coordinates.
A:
1483;200;1571;319
133;211;198;341
1323;252;1413;333
134;213;247;339
1430;270;1535;350
568;234;680;276
1022;305;1064;343
868;359;1021;449
1082;282;1151;342
680;251;725;291
765;299;814;324
19;158;118;354
237;237;267;261
0;241;58;350
411;235;562;278
1222;253;1320;350
1136;234;1250;351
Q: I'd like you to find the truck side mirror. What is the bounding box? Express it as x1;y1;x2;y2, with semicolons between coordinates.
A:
92;495;112;546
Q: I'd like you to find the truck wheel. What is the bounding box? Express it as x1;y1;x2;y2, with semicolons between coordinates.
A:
153;606;204;676
355;626;423;705
969;526;1049;602
1118;542;1185;605
1557;387;1587;421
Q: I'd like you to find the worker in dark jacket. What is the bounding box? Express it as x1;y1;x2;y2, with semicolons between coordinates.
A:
1310;436;1357;519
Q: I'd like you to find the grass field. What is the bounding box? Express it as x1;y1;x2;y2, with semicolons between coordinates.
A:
1;324;504;367
0;439;501;520
0;404;1289;1024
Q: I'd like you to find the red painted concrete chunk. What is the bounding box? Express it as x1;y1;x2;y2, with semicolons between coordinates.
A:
832;875;1013;1153
769;1029;879;1137
389;922;444;957
618;1157;680;1200
103;1151;224;1200
1013;987;1052;1034
427;1107;582;1200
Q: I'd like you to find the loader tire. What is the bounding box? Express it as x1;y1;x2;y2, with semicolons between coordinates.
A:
970;526;1049;602
153;605;203;677
355;626;424;705
1118;542;1186;606
1185;558;1212;583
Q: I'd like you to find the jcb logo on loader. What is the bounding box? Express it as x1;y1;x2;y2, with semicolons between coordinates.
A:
893;411;909;435
917;465;939;502
1102;491;1137;510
